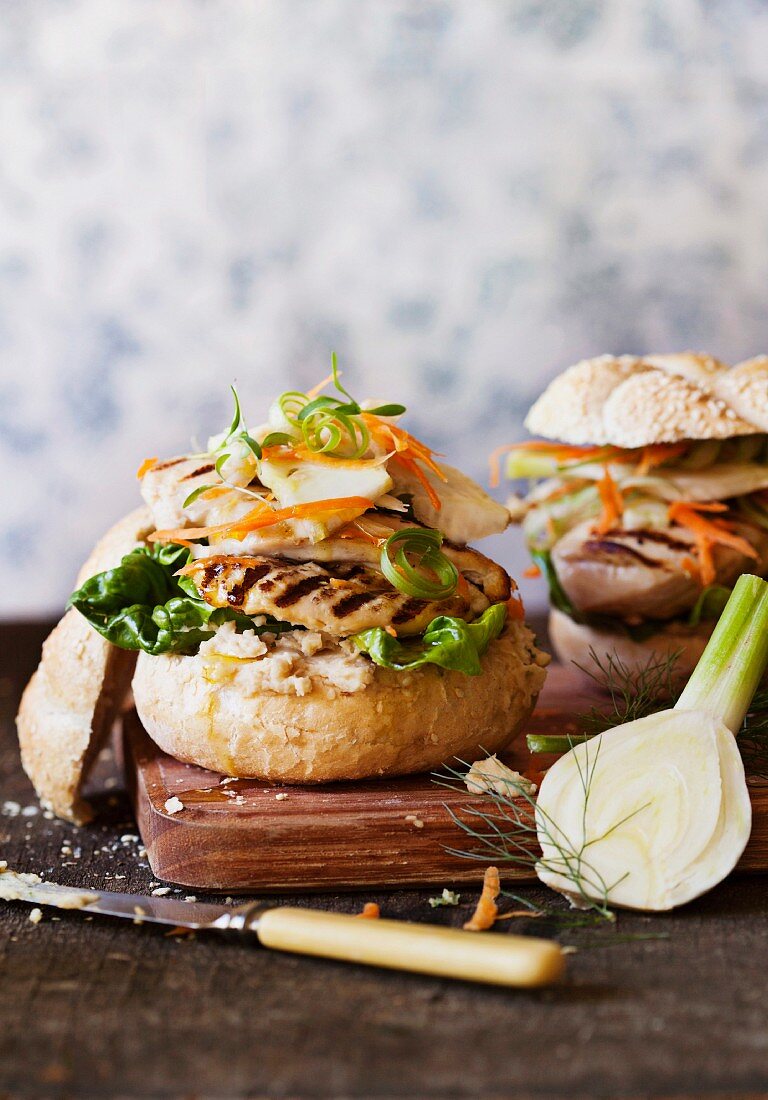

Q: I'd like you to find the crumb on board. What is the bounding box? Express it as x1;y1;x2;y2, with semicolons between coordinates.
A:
275;793;289;801
164;797;184;815
404;814;424;829
184;895;197;903
465;756;537;797
151;887;171;897
429;889;460;908
28;907;42;925
463;866;501;932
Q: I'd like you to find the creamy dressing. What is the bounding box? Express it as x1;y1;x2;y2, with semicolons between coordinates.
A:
198;622;374;697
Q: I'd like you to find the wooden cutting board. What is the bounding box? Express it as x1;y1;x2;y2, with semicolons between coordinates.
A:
123;665;768;892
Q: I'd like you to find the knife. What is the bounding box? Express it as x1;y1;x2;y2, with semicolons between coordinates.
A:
1;877;565;988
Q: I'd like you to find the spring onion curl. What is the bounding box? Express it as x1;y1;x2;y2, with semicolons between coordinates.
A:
210;355;407;471
300;402;371;458
380;528;459;600
278;390;311;427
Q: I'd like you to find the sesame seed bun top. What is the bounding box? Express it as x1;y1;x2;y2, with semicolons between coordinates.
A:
524;351;764;447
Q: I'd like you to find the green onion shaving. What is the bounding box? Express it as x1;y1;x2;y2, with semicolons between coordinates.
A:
278;390;311;427
182;484;215;508
380;528;458;600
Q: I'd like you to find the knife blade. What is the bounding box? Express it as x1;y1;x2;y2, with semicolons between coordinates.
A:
0;870;565;988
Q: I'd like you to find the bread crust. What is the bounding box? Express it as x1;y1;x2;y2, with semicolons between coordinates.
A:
602;370;753;447
16;508;153;823
524;355;647;445
132;622;549;783
525;352;764;446
715;356;768;432
548;607;713;683
642;351;727;390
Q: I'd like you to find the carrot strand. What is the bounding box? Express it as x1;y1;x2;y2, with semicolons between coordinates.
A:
148;496;374;545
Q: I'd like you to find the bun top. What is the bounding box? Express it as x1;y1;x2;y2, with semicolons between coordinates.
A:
524;352;768;446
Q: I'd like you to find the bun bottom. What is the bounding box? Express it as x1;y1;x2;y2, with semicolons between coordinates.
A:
548;608;713;682
132;622;548;783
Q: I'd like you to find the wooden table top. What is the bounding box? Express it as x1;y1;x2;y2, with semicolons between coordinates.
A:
2;621;768;1099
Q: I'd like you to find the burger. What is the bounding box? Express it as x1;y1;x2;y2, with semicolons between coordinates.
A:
18;358;548;822
500;352;768;679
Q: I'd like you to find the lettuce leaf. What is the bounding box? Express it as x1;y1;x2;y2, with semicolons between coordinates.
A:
688;584;731;626
68;543;289;655
352;603;507;675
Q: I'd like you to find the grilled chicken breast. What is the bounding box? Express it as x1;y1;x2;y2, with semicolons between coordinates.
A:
190;518;512;603
187;556;490;636
552;518;768;621
140;456;238;530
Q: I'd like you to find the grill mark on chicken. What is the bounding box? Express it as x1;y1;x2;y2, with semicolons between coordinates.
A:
392;598;427;625
274;575;328;607
331;591;381;617
181;463;215;480
602;528;691;553
186;554;490;636
583;539;666;570
152;457;187;472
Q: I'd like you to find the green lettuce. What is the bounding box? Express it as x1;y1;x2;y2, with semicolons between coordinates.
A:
352;603;507;675
68;543;289;655
688;584;732;626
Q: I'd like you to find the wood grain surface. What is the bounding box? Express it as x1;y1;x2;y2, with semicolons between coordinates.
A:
3;622;768;1099
126;664;768;891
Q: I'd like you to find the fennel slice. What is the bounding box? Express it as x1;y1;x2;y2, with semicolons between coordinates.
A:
535;710;752;911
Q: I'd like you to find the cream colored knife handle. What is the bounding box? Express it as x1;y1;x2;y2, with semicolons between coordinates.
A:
255;906;564;988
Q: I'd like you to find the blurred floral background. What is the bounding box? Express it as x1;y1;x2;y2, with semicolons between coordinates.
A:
2;0;768;616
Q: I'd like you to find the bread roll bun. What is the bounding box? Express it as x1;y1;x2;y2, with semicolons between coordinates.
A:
715;356;768;432
548;607;713;684
16;508;153;823
132;622;549;783
524;352;764;446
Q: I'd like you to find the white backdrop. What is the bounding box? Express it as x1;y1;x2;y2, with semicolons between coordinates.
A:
2;0;768;616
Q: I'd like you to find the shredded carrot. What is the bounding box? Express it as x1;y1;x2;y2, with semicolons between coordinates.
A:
306;371;335;399
523;564;542;579
463;866;500;932
488;443;523;489
362;413;446;509
494;441;606;457
384;625;398;638
149;496;374;545
506;591;525;621
490;440;623;485
680;555;700;581
391;454;442;511
356;902;380;919
260;443;386;469
595;469;624;535
636;442;688;476
337;521;387;546
668;501;758;587
456;572;472;599
136;456;158;480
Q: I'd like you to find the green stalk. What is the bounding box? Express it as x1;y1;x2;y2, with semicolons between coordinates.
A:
505;452;558;479
675;574;768;733
527;733;595;755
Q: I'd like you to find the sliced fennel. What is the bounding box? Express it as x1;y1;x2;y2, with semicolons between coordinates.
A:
257;454;392;541
535;574;768;911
